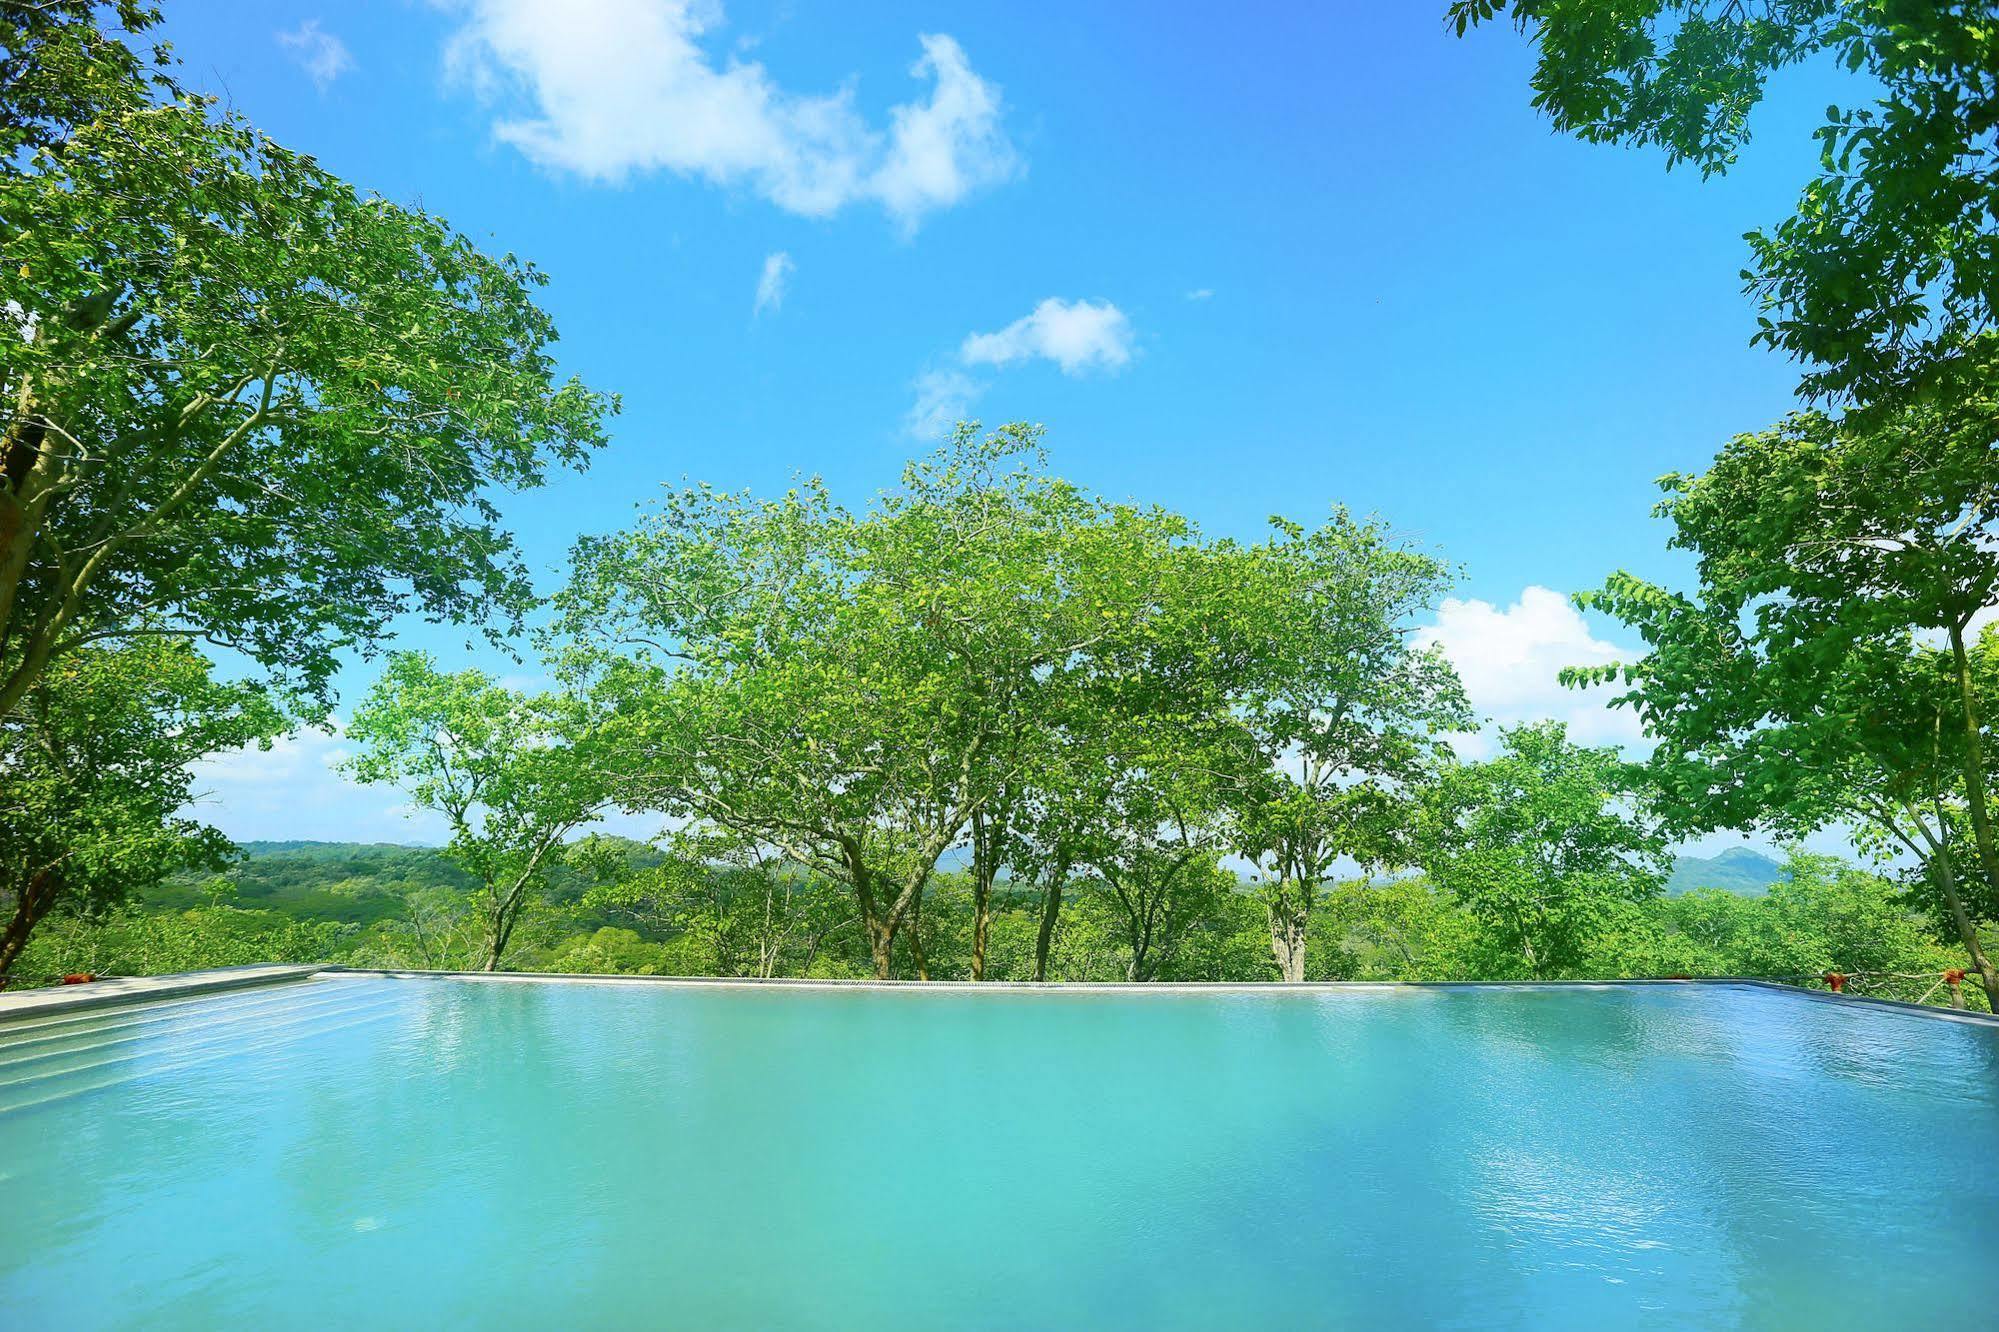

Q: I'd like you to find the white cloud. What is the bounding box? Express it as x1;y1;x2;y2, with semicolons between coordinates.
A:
871;34;1015;222
960;298;1134;375
1414;586;1645;759
277;19;353;91
1185;287;1213;301
441;2;1017;228
753;250;793;317
904;368;983;440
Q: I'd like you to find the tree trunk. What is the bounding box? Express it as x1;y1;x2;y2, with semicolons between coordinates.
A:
1032;853;1070;983
1929;852;1999;1010
1266;882;1309;983
906;899;930;982
969;810;995;981
482;886;512;972
1949;625;1999;894
971;883;992;982
867;923;895;981
0;870;56;985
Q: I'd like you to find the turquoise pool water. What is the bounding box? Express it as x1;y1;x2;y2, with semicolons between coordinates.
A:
1;978;1995;1329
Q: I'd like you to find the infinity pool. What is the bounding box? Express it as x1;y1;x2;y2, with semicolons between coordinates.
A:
1;977;1995;1329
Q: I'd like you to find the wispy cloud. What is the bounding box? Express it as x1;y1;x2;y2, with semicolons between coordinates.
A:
441;1;1019;230
904;296;1135;436
904;368;984;440
960;298;1134;375
277;19;353;91
1185;287;1213;301
753;251;794;317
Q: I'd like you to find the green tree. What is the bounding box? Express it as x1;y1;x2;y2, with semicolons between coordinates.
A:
857;431;1193;980
1081;854;1238;984
343;653;608;972
0;638;281;981
579;834;856;979
1456;1;1999;999
1073;716;1251;982
0;81;612;722
1223;513;1470;981
1418;722;1670;979
561;428;1192;980
0;2;172;169
975;521;1247;983
1567;409;1999;1002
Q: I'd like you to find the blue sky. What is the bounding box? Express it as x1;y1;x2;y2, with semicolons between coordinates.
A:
171;1;1857;849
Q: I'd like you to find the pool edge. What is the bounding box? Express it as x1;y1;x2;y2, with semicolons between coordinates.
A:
6;966;1993;1028
0;964;327;1024
321;968;1999;1025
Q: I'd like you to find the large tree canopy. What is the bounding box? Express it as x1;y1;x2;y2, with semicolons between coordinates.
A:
0;91;614;718
558;428;1197;979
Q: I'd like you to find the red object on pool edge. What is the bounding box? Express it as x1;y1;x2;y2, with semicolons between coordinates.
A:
1824;972;1847;993
60;973;94;985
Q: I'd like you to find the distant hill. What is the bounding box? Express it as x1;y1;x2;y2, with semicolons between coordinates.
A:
1665;848;1786;897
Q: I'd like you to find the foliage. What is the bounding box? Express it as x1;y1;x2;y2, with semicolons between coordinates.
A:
578;835;858;979
1566;406;1999;1002
18;902;350;985
0;639;280;982
560;426;1202;979
0;81;612;722
343;653;609;971
1222;512;1470;980
40;841;1978;1007
0;1;172;168
1604;853;1979;1005
1418;722;1670;978
1454;2;1999;1002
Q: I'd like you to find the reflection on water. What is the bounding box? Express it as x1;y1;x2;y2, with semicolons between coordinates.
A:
1;980;1994;1330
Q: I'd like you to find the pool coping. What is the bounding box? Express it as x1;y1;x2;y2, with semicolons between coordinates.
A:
5;966;1994;1028
0;964;323;1023
322;968;1999;1027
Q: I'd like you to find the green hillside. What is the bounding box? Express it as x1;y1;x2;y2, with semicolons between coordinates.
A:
1665;848;1787;897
